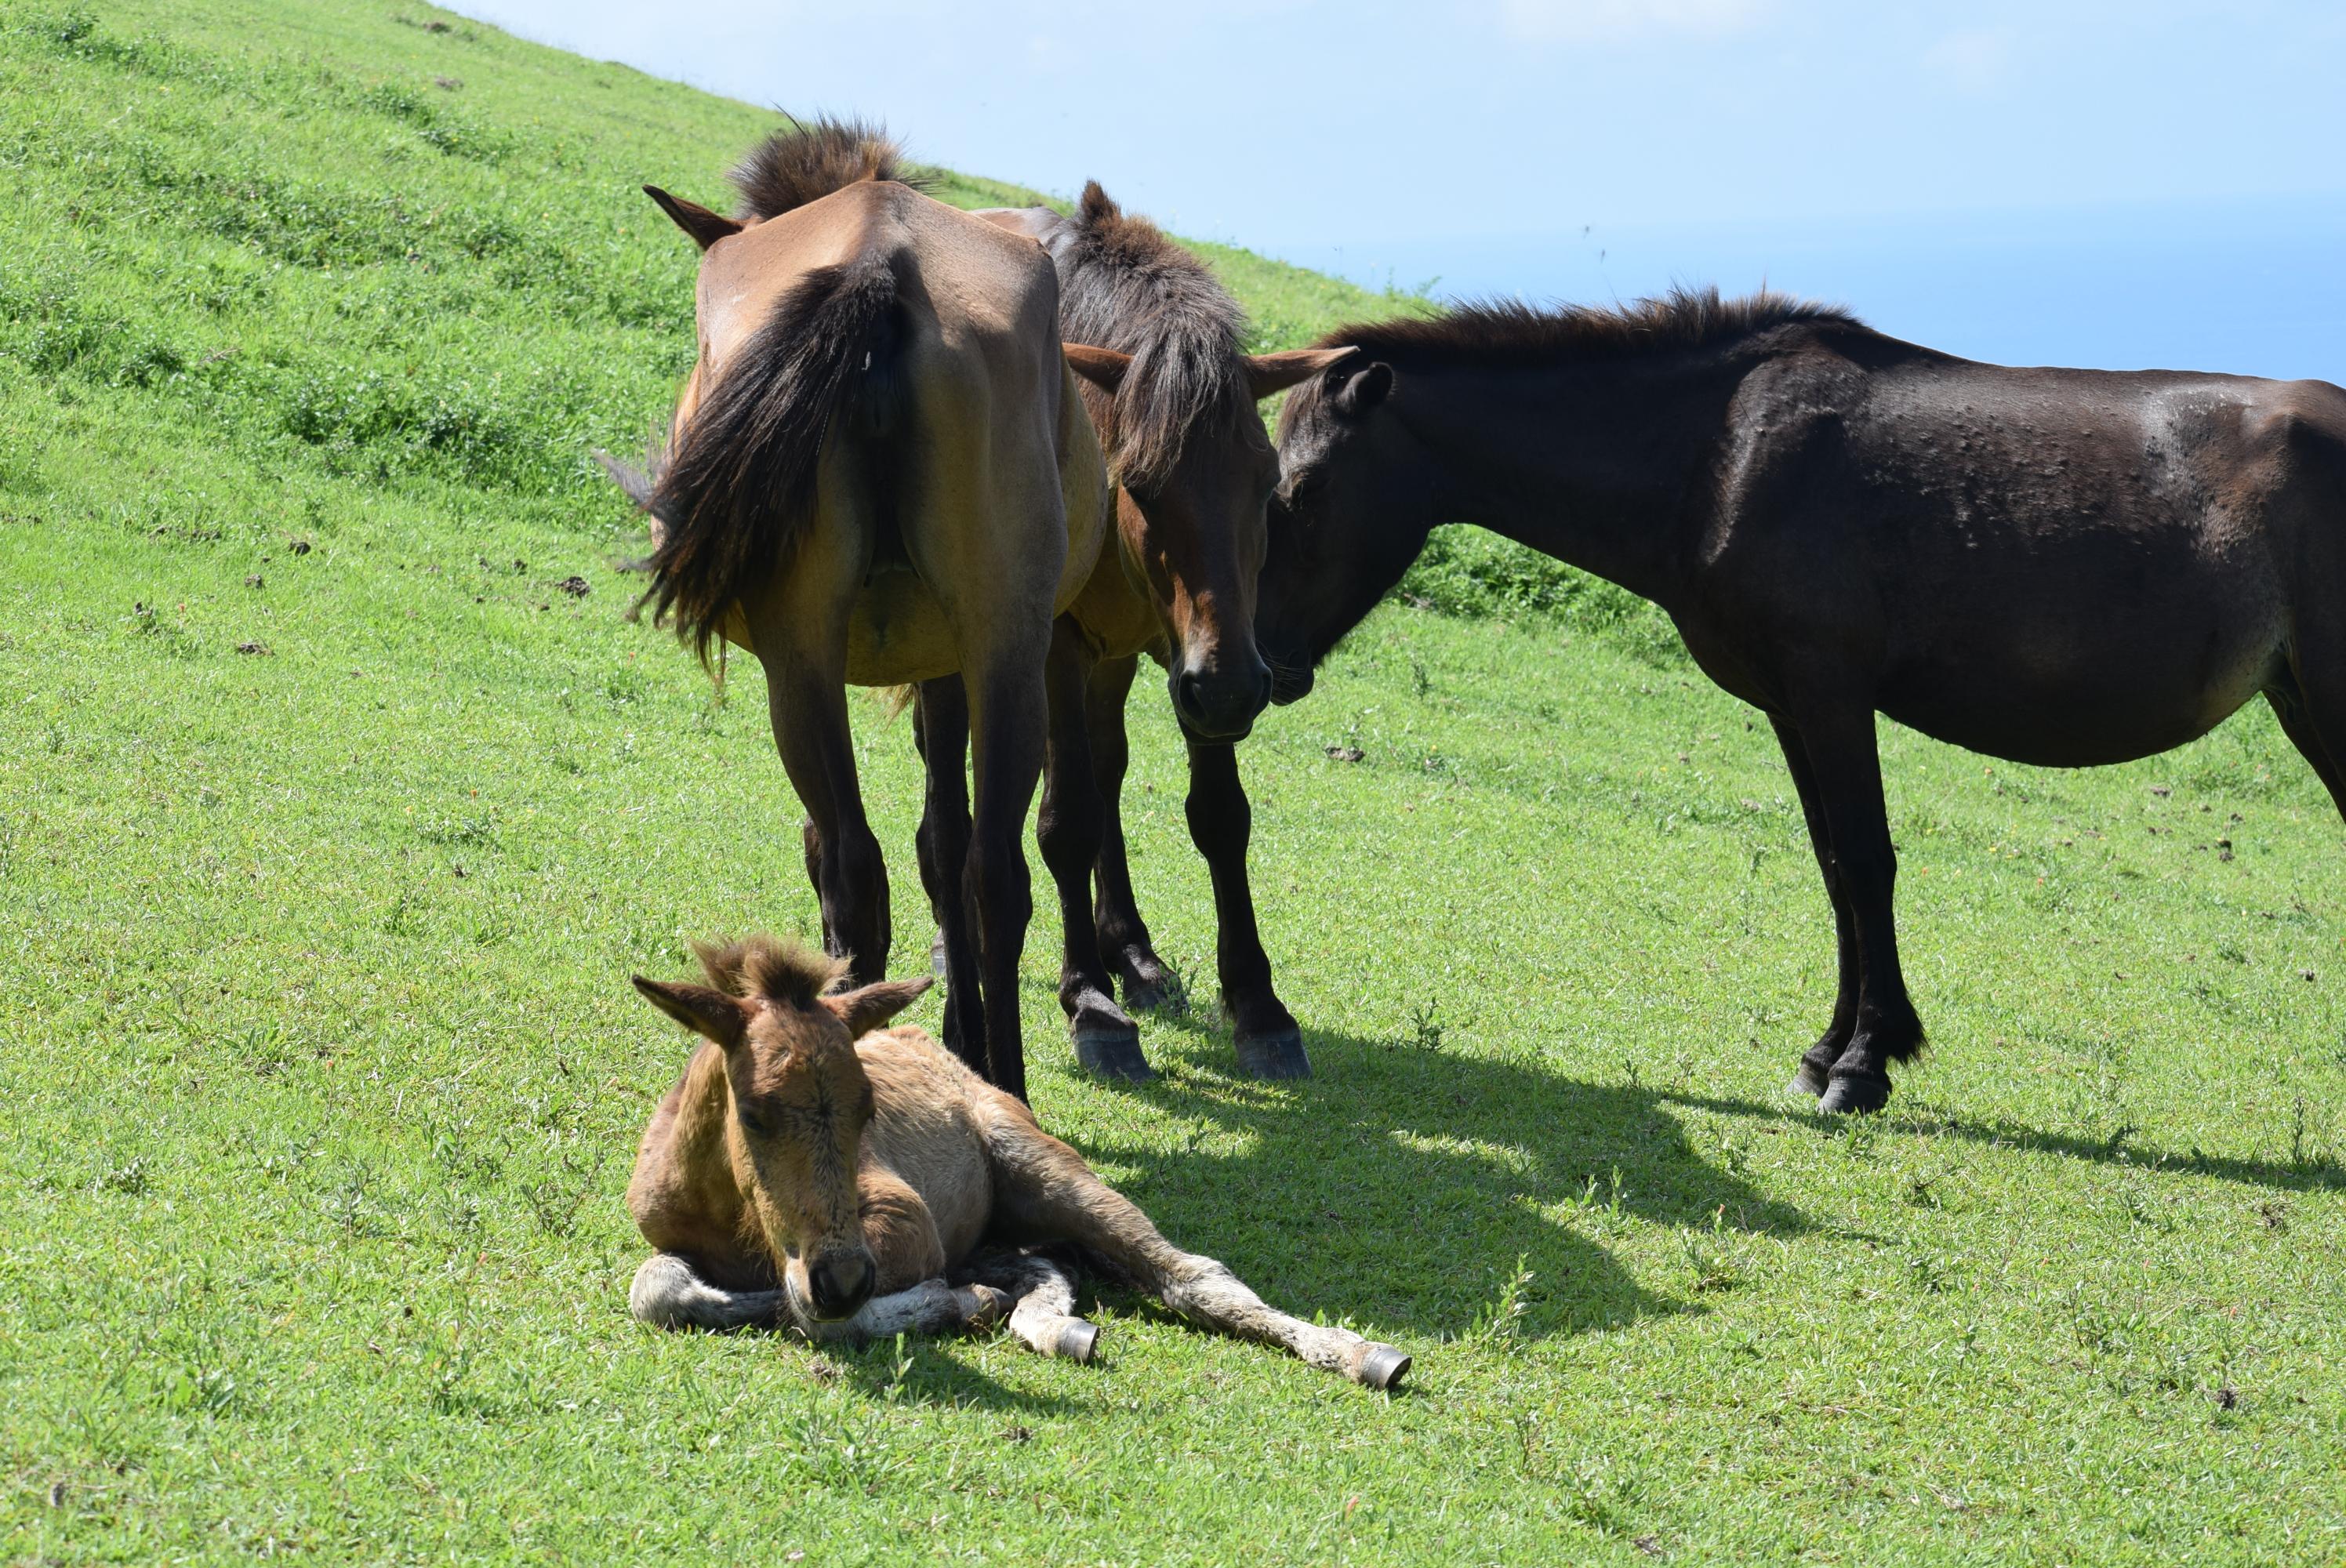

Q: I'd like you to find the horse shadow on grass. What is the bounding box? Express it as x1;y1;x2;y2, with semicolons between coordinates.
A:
1054;1014;1821;1348
1658;1087;2346;1195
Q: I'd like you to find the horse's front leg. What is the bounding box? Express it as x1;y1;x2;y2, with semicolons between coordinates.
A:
1768;713;1859;1098
1183;739;1309;1079
1039;619;1150;1080
630;1254;786;1331
804;1170;1006;1342
1771;702;1925;1113
1084;654;1181;1011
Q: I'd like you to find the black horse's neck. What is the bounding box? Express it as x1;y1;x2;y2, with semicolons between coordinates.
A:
1383;351;1756;611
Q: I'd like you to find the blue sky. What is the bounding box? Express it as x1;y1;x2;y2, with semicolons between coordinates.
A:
454;0;2346;376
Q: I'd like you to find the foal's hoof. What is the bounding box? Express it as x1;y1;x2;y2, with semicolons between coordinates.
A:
1817;1072;1892;1115
1353;1343;1411;1391
1054;1319;1100;1363
1073;1028;1155;1082
1235;1027;1313;1081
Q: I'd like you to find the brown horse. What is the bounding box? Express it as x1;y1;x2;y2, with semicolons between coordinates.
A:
892;184;1349;1080
612;120;1111;1101
624;935;1411;1388
1258;288;2346;1113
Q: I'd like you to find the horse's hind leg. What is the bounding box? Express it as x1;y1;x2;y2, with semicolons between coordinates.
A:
1040;618;1150;1080
986;1121;1407;1388
913;677;988;1076
1769;713;1861;1098
630;1254;786;1331
2268;666;2346;823
1086;654;1180;1011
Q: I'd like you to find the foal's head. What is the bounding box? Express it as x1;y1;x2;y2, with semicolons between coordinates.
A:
1051;183;1356;740
633;938;930;1323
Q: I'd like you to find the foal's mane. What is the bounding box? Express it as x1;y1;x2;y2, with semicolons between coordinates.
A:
1054;182;1255;492
692;934;849;1009
729;115;928;223
1312;287;1860;369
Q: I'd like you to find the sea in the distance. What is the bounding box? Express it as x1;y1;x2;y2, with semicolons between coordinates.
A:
1263;194;2346;383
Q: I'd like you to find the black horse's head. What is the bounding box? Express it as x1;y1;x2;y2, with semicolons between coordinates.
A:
1260;350;1421;704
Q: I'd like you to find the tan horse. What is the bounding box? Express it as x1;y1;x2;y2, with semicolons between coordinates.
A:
617;120;1111;1101
625;935;1411;1389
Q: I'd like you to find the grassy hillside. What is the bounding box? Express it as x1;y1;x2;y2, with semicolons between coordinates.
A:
4;2;2344;1563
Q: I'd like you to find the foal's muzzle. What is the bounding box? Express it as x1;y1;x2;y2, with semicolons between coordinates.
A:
805;1250;875;1321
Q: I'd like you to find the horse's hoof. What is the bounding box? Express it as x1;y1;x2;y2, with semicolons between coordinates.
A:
1786;1062;1831;1098
1121;978;1169;1014
1073;1029;1155;1082
1354;1343;1411;1390
1055;1319;1100;1363
1235;1027;1313;1080
1817;1072;1891;1115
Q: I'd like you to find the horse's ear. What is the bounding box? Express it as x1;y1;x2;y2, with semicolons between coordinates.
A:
633;976;750;1048
1062;343;1132;394
1244;347;1360;401
823;975;933;1037
1333;361;1394;419
641;184;745;252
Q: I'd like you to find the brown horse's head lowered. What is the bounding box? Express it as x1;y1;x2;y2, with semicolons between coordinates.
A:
633;938;929;1322
1043;183;1353;740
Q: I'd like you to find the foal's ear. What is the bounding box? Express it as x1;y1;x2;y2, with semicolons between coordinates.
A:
1244;347;1360;401
632;976;750;1049
641;185;745;252
823;975;934;1037
1063;343;1133;394
1332;361;1394;419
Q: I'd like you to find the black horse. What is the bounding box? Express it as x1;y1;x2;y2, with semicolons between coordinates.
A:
1239;287;2346;1112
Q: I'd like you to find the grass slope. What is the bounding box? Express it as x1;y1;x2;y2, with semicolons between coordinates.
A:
4;2;2344;1563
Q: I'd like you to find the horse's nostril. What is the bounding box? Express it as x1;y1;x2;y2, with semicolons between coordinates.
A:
808;1253;875;1318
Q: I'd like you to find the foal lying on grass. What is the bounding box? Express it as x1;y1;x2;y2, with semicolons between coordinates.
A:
624;935;1410;1389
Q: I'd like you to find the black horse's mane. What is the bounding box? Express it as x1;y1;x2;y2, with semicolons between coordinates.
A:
1313;287;1861;369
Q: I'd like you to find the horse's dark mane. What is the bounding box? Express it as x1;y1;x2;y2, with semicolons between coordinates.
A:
1054;181;1255;492
730;115;927;223
1312;287;1861;370
694;935;850;1009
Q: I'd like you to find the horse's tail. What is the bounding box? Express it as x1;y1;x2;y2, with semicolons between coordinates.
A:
640;252;902;662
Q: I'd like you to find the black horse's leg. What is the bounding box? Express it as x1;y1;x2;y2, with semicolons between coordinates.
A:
1768;713;1860;1098
2266;672;2346;821
1086;654;1178;1011
1039;620;1151;1080
913;677;987;1076
1771;705;1921;1113
1185;738;1309;1080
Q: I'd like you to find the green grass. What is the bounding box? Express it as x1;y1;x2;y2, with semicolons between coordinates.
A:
4;2;2345;1563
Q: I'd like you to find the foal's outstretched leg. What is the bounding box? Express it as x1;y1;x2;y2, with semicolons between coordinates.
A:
1040;618;1150;1080
633;1253;1006;1341
1084;654;1181;1011
1774;705;1924;1113
1186;739;1308;1079
985;1113;1407;1387
1769;713;1860;1098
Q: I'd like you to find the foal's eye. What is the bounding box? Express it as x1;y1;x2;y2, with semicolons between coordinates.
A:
737;1107;774;1138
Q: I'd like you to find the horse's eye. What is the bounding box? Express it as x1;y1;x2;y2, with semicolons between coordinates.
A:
738;1107;774;1138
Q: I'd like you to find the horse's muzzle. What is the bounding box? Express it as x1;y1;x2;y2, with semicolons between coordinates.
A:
805;1250;875;1320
